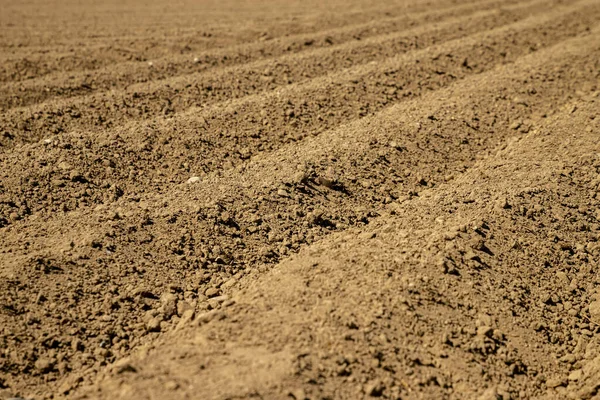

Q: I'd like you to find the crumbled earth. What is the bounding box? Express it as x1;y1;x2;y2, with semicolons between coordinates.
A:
0;0;599;399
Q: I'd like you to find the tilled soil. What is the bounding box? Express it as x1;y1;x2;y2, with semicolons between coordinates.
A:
0;0;599;399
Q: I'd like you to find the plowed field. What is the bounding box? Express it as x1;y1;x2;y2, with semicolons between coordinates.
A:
1;0;600;399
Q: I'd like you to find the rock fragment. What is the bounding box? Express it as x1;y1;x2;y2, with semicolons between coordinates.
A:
205;287;220;298
365;380;384;397
546;377;566;388
588;300;600;324
34;357;55;374
146;317;162;332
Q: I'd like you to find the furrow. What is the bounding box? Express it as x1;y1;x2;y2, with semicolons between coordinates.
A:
1;23;598;398
80;81;600;400
0;0;596;228
0;0;571;147
0;0;488;85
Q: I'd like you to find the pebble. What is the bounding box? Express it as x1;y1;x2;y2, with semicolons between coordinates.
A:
277;188;290;197
146;317;161;332
160;293;178;318
316;175;335;188
164;380;179;390
72;338;83;352
69;170;84;182
205;287;220;298
210;294;230;303
177;301;194;317
221;277;237;289
288;389;307;400
195;310;225;325
556;271;569;285
495;197;510;210
546;377;566;388
477;387;498;400
293;171;309;185
559;354;576;364
186;176;201;184
113;358;137;374
34;357;54;373
365;379;384;397
359;232;376;240
588;300;600;324
477;326;493;338
510;121;522;130
175;309;195;331
568;369;583;381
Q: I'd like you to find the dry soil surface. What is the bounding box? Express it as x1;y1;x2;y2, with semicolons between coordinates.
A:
1;0;600;399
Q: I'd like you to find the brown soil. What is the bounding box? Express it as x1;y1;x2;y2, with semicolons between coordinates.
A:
1;0;599;399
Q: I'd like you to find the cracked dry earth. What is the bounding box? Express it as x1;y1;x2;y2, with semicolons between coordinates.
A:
1;0;600;399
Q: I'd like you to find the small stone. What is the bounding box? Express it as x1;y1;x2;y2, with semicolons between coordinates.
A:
556;271;569;285
177;301;193;317
195;310;225;325
307;210;324;226
113;358;137;374
71;338;83;352
175;309;195;331
365;379;384;397
51;179;66;187
205;287;220;298
277;188;289;197
69;170;85;182
186;176;201;184
316;176;335;188
289;388;307;400
568;369;583;381
477;387;498;400
164;380;179;390
317;166;337;188
58;379;74;394
546;377;566;388
35;357;54;373
221;278;237;289
193;57;201;63
495;197;510;210
293;171;309;185
360;232;376;240
160;293;178;319
477;326;493;338
146;317;161;332
94;347;109;359
102;159;115;168
588;300;600;324
211;295;230;303
58;161;72;171
559;354;577;364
